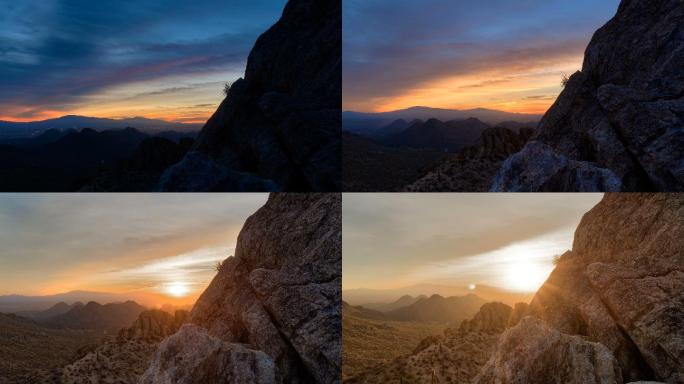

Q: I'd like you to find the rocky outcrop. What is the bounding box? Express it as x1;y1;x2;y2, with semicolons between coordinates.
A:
118;309;189;342
140;325;277;384
60;310;189;384
493;0;684;192
143;194;341;383
158;0;341;192
406;126;533;192
458;302;512;334
480;194;684;383
474;317;622;384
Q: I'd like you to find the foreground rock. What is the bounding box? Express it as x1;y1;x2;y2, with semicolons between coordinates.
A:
481;194;684;383
493;0;684;191
143;194;341;383
475;317;622;384
159;0;341;192
140;325;276;384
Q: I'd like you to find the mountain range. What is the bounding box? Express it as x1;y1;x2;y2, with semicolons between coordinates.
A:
343;106;541;135
0;290;139;313
0;115;201;139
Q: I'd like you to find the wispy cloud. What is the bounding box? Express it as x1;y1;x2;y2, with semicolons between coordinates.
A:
343;0;621;113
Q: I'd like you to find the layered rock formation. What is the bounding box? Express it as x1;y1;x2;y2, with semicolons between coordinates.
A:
493;0;684;192
159;0;341;192
478;194;684;383
474;317;622;384
406;126;533;191
143;194;341;383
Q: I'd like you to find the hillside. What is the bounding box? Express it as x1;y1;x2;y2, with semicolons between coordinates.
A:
343;132;445;191
0;313;107;383
342;303;448;381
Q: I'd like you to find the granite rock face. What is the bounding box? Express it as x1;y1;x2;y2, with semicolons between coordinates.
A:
159;0;341;192
140;325;277;384
474;317;622;384
458;302;512;334
143;194;341;384
481;194;684;383
493;0;684;191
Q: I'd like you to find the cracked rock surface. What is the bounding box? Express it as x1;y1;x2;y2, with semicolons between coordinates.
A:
493;0;684;191
143;194;341;384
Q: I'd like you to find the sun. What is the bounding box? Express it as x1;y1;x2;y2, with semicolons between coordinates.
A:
505;262;551;292
165;282;190;297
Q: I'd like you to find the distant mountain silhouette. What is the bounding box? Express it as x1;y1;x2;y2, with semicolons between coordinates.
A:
16;302;83;321
385;294;487;323
0;291;134;313
383;117;491;152
0;127;196;191
44;300;147;331
361;295;428;313
343;107;541;135
0;115;200;139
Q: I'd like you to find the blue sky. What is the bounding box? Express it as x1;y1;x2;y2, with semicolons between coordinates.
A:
343;0;621;113
0;0;286;122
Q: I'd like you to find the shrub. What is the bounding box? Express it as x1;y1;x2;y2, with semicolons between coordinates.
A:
223;82;231;96
561;74;570;88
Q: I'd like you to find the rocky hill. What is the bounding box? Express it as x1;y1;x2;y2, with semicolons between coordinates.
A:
346;302;523;384
493;0;684;192
141;194;341;383
476;194;684;383
361;294;428;313
407;126;533;191
159;0;341;192
57;310;189;384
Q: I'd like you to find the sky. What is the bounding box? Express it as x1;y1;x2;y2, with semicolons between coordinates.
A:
0;194;268;306
0;0;287;123
343;0;621;114
343;194;603;295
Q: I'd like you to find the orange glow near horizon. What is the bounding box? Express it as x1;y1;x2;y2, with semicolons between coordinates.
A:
346;55;583;116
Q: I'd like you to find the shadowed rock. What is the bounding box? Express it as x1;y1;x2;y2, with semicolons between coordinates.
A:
158;0;341;192
493;0;684;191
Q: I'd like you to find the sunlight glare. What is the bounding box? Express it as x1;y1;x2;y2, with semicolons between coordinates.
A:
165;282;190;297
506;261;551;292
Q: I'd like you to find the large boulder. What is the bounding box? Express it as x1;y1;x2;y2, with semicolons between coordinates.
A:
158;0;341;192
142;194;341;384
493;0;684;191
141;325;277;384
474;317;623;384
